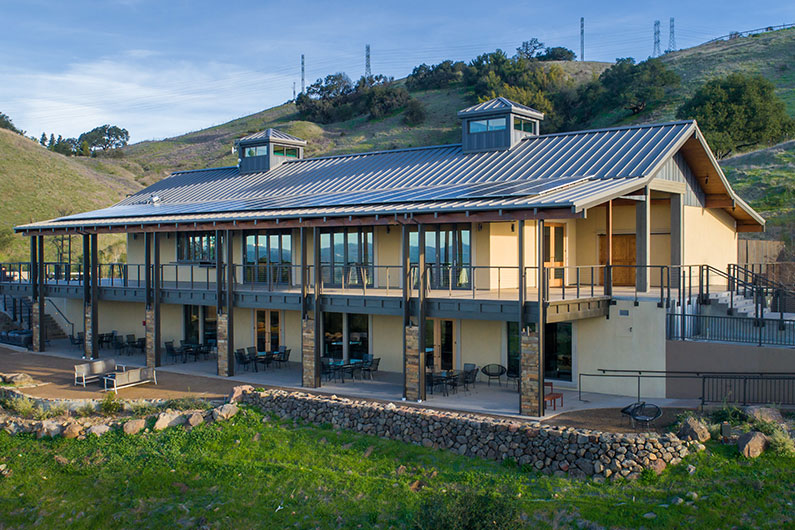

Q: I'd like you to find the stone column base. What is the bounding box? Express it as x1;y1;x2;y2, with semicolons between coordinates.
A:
217;312;230;376
520;330;541;416
404;325;420;401
145;307;156;367
31;302;43;352
83;304;94;359
302;316;318;388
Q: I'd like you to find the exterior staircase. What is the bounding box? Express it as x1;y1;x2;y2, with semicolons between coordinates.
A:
708;291;795;320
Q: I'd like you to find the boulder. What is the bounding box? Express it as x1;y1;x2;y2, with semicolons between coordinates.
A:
3;373;35;386
647;458;667;475
36;420;63;439
738;431;768;458
677;417;710;442
123;419;146;435
212;403;239;422
744;406;784;424
154;412;185;431
88;424;111;437
62;423;82;439
228;385;254;404
185;412;204;428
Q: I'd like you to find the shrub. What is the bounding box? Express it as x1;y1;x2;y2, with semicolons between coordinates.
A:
710;404;748;425
750;419;782;436
413;488;523;530
404;99;427;126
76;403;96;417
406;60;464;91
4;396;35;418
768;430;795;457
130;402;159;416
99;393;123;416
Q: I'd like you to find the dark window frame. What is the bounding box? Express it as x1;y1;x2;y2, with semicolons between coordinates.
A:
177;232;217;264
243;229;293;285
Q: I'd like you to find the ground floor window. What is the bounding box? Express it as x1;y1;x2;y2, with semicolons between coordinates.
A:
184;305;217;345
505;322;570;381
425;318;455;370
323;312;343;359
545;322;572;381
322;312;370;361
256;310;280;352
348;313;369;361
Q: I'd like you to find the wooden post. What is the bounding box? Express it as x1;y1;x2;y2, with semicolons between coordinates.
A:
417;224;426;401
89;233;99;359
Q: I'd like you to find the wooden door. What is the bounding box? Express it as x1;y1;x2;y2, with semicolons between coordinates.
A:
599;234;636;286
544;224;565;287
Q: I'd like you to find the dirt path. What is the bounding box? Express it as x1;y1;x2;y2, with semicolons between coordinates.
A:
0;347;238;400
542;407;690;434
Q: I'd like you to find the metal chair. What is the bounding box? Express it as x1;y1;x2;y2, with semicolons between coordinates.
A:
235;348;252;371
630;403;663;430
480;364;507;386
361;358;380;380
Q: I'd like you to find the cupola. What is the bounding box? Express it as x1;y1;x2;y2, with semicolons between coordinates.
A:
457;97;544;153
235;128;307;174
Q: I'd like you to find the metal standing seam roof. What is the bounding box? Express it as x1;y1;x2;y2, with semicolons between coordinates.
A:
457;97;545;120
237;128;307;145
17;119;758;231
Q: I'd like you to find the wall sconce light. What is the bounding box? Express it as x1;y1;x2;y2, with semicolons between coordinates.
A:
511;223;515;232
386;226;390;234
477;223;483;232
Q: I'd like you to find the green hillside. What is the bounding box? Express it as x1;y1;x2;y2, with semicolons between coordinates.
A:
721;139;795;245
0;128;142;261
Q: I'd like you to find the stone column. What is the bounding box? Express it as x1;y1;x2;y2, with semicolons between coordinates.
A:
145;307;156;367
519;329;541;416
404;324;420;401
216;312;230;376
301;316;318;388
31;302;42;352
83;303;94;359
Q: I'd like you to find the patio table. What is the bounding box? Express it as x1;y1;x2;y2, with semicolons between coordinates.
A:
427;370;461;396
330;359;364;383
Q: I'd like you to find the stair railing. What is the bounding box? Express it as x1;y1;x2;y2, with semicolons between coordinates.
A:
44;299;74;337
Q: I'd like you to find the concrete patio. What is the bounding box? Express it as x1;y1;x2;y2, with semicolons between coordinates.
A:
5;339;700;420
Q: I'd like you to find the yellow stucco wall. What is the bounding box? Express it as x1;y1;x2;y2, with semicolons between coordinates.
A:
282;310;302;357
683;206;737;274
374;226;401;288
459;319;503;369
371;314;404;373
575;300;667;398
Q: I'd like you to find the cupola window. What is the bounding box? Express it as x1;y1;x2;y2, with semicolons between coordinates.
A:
274;145;299;158
513;117;536;134
468;117;507;133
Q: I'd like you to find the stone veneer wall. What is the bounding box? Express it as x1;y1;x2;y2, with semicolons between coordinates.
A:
404;325;420;401
31;302;42;352
216;313;230;376
301;317;317;388
145;307;155;367
83;304;93;359
242;389;695;479
520;330;540;416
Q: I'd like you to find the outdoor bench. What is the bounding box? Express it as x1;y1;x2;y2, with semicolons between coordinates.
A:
103;366;157;394
74;359;126;387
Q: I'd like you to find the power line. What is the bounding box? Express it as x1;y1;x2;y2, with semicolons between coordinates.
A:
653;20;661;57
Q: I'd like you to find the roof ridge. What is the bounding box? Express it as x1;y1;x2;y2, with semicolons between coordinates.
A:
170;165;238;175
286;142;463;164
531;120;695;140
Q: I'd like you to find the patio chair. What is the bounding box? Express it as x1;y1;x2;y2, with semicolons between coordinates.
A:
321;357;340;382
235;349;252;371
446;371;466;394
135;338;146;354
463;367;479;392
165;341;182;364
274;348;291;369
341;362;362;381
481;364;506;386
506;366;521;391
543;382;563;411
630;403;662;430
620;402;645;425
361;357;380;380
112;336;127;356
69;333;83;350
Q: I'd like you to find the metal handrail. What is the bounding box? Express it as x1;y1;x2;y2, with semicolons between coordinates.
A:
44;299;74;337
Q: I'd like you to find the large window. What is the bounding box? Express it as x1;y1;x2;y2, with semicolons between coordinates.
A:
184;305;217;345
410;224;471;289
243;230;292;285
319;227;373;287
468;117;506;133
506;322;572;381
348;314;369;361
322;312;343;359
177;232;216;263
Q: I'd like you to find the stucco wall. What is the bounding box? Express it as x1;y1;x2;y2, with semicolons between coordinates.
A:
374;226;401;289
682;206;737;278
371;314;404;373
575;300;667;398
459;319;503;369
282;310;303;358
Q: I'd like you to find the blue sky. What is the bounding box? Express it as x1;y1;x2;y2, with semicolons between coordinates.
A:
1;0;793;142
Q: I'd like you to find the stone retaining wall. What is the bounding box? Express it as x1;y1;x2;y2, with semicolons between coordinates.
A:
242;389;699;479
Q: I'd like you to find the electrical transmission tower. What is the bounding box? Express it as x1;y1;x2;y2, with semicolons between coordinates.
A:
668;17;676;52
580;17;585;61
300;54;305;94
653;20;661;57
365;44;371;77
292;82;296;101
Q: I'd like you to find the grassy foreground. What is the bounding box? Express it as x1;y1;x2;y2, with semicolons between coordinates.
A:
0;407;793;529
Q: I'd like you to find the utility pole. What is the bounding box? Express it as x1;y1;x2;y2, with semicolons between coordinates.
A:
580;17;585;61
668;17;676;52
653;20;661;57
301;54;305;94
365;44;371;78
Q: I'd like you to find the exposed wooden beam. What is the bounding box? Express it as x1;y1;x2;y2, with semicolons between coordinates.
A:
705;195;735;208
737;223;764;233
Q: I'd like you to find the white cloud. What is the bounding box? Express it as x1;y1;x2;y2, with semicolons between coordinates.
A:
1;56;294;142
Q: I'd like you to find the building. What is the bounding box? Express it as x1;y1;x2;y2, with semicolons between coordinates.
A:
9;97;790;415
